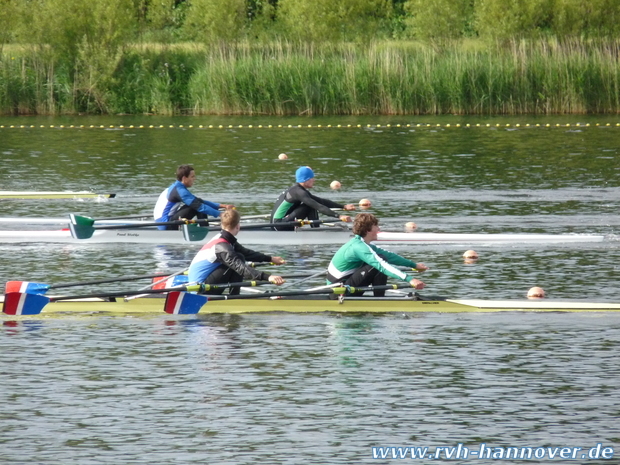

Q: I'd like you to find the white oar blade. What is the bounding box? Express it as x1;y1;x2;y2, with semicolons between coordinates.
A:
3;293;50;315
5;281;50;294
164;291;208;314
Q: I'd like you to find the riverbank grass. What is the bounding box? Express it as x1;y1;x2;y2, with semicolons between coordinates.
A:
1;39;619;115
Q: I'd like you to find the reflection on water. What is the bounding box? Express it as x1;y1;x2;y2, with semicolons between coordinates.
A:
2;313;620;464
1;116;620;464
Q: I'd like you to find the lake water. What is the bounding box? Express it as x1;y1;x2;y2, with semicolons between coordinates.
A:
1;115;619;464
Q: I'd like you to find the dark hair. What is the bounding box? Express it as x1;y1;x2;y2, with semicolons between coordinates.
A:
352;213;379;237
221;209;240;230
176;164;194;181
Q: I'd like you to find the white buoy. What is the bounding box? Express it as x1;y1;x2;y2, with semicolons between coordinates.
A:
463;250;479;259
527;287;546;299
405;222;417;232
330;180;341;190
359;199;372;209
278;153;288;160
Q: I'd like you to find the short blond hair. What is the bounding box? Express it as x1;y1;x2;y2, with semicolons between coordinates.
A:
220;209;240;230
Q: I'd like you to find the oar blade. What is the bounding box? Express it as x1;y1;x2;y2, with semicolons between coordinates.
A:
164;291;208;314
69;214;96;239
152;275;189;290
3;292;50;315
5;281;51;294
182;224;209;242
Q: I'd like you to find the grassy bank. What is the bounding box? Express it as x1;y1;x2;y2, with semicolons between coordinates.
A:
1;40;619;116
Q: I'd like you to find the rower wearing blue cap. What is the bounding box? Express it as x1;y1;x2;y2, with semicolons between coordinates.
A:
270;166;356;231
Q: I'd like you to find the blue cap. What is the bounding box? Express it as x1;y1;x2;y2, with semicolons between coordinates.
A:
295;166;315;183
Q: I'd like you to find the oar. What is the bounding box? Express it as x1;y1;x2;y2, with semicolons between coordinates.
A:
239;219;346;230
2;278;284;316
92;214;152;221
5;273;181;295
205;282;415;301
2;284;197;316
240;214;271;220
69;214;210;241
146;272;315;291
164;282;424;314
279;270;326;289
124;266;190;300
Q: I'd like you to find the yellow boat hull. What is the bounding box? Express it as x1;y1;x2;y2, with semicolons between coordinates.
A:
3;295;620;316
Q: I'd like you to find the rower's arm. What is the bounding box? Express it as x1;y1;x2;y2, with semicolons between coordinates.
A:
202;199;221;210
178;185;221;217
297;191;342;217
215;244;269;281
235;243;272;264
371;244;418;269
353;242;412;282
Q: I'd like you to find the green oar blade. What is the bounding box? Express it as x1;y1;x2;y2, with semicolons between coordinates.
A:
182;224;209;242
69;214;96;239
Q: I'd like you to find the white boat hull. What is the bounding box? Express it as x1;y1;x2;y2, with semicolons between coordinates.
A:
0;191;115;200
0;228;606;245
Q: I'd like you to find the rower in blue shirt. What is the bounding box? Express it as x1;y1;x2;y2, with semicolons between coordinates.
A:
154;164;235;230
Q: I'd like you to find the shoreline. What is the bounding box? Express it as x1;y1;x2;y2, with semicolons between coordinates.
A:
2;40;620;116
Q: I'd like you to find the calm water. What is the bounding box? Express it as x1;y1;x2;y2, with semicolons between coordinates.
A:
1;115;620;464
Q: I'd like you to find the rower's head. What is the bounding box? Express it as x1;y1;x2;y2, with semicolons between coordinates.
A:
221;209;241;236
295;166;315;188
353;213;380;242
176;164;196;187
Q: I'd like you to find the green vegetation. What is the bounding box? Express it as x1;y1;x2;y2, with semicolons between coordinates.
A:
1;0;620;115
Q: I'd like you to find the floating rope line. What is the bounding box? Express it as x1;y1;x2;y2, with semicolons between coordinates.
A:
1;122;619;129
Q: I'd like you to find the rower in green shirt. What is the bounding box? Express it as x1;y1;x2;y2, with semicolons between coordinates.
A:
327;213;428;296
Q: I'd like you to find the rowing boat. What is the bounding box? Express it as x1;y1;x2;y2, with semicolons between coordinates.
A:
2;294;620;315
0;191;116;200
0;227;605;245
0;217;149;226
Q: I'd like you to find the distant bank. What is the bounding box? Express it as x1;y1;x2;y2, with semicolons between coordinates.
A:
1;40;619;116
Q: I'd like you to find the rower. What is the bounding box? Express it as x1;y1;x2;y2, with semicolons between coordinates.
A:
188;209;286;295
154;164;235;230
270;166;356;231
326;213;428;297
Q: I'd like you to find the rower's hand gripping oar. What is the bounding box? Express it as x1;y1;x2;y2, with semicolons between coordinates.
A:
69;214;210;241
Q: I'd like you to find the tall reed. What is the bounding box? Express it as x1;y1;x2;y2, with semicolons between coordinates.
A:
1;39;620;115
